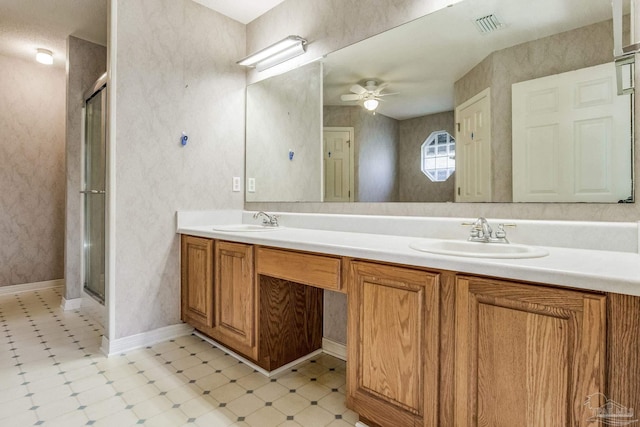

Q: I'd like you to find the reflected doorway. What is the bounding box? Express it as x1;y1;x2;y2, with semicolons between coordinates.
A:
323;127;354;202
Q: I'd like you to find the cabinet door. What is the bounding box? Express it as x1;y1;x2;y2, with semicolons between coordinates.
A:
347;261;439;427
180;235;213;327
455;276;606;427
214;241;256;359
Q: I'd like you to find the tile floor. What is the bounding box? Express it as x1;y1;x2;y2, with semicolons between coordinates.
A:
0;287;357;426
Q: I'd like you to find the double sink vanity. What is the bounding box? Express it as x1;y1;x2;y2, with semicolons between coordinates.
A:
177;210;640;427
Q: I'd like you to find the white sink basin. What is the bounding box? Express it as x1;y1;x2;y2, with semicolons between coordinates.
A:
409;239;549;259
212;224;283;232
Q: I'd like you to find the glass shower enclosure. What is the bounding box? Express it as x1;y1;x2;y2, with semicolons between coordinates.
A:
82;75;107;303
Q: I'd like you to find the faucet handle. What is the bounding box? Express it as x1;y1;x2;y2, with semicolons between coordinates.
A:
497;223;517;232
461;221;478;227
495;223;516;241
462;219;485;240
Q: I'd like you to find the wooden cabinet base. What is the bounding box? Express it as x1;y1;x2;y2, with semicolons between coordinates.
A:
258;276;323;371
189;275;324;372
180;235;640;427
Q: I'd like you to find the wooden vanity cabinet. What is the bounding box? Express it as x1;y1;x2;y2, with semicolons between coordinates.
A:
181;236;257;359
180;235;214;328
181;237;324;368
213;241;257;360
347;261;440;427
181;235;624;427
454;275;606;427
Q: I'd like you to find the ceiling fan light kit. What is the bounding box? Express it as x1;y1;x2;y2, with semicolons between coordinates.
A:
363;98;379;111
340;79;394;112
237;35;307;71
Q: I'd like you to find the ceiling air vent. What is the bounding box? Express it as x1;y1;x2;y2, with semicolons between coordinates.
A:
474;14;504;34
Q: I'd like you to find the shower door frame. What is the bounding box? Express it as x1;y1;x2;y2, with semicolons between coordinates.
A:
82;73;108;305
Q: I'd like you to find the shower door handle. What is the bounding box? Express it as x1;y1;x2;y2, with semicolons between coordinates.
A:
80;190;106;194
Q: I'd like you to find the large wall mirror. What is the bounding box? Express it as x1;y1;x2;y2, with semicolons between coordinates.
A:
245;0;634;203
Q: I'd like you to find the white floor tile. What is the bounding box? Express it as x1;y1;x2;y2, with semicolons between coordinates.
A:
0;288;354;426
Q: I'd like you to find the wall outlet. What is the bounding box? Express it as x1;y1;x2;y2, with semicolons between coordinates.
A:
248;178;256;193
232;177;241;192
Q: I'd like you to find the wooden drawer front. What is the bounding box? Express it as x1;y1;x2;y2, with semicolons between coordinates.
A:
256;247;342;291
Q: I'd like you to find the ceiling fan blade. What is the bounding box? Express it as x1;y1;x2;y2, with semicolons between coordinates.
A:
373;83;389;96
350;84;367;95
377;92;399;97
341;94;361;101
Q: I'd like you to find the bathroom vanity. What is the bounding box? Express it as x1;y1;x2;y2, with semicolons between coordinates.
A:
177;211;640;427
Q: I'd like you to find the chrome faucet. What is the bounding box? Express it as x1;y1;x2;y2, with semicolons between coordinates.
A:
253;211;279;227
463;217;514;243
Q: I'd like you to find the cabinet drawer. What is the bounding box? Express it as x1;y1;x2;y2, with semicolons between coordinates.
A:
256;247;342;291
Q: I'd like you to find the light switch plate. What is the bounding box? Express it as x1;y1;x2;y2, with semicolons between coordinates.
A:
232;177;241;192
248;178;256;193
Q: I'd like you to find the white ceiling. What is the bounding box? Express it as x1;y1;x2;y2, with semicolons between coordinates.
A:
192;0;286;24
322;0;614;120
0;0;107;67
0;0;282;68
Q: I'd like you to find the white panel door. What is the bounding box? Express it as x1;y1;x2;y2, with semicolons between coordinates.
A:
512;62;632;202
323;128;354;202
455;87;492;202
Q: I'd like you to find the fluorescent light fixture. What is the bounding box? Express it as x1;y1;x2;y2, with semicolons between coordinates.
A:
363;98;379;111
36;48;53;65
238;35;307;71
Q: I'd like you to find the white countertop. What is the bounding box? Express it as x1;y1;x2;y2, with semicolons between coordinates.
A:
177;222;640;297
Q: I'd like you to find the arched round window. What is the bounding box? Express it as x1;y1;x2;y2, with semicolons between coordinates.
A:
421;130;455;182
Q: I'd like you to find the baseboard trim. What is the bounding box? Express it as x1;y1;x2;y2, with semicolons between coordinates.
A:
193;331;323;377
100;326;347;366
0;279;64;295
101;323;194;356
193;331;271;376
322;338;347;361
270;349;323;377
60;297;82;311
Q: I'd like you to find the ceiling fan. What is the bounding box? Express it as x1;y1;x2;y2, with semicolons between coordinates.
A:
340;80;396;111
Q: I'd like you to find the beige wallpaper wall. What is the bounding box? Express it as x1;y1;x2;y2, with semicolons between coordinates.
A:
246;62;322;202
0;54;66;287
65;37;107;301
112;0;245;339
398;111;455;202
